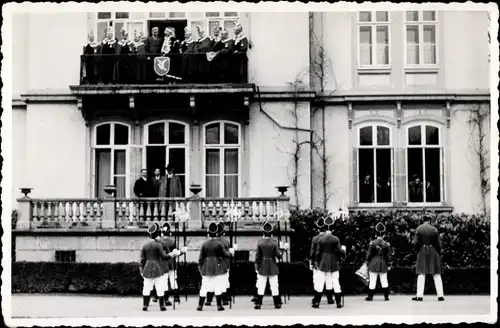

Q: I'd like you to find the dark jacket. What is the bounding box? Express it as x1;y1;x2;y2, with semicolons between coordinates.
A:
366;238;391;273
233;35;249;53
140;239;172;279
145;36;163;55
150;176;162;197
309;232;325;265
413;223;442;275
219;39;235;54
254;237;282;276
134;177;152;198
218;237;231;270
159;174;183;198
315;233;345;273
198;238;232;276
158;236;176;272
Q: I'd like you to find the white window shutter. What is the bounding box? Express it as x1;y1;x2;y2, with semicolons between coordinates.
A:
352;147;359;204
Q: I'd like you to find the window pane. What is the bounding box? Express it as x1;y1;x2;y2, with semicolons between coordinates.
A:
423;25;436;43
359;149;374;203
206;12;220;17
206;176;220;197
359;11;372;22
98;12;112;19
190;21;204;41
148;123;165;144
168;148;186;175
96;124;111;145
376;26;389;65
97;21;110;42
146;146;166;180
406;25;419;64
425;126;439;145
209;21;221;36
408;148;424;202
424;148;441;202
95;149;111;197
206;149;220;174
359;26;372;65
406;11;418;21
205;123;220;144
224;20;237;37
377;126;390;145
224;149;238;174
128;22;145;40
114;22;125;40
114;150;126;175
114;176;126;198
423;25;436;64
423;11;436;21
224;12;238;17
129;12;145;20
176;175;186;197
375;11;388;22
408;126;422;145
224;123;239;144
224;176;238;198
114;124;129;145
376;149;392;203
115;12;129;19
169;12;185;18
406;25;419;43
169;122;185;144
359;126;373;146
150;12;166;18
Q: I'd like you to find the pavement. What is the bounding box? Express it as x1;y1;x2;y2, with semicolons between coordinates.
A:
10;294;492;318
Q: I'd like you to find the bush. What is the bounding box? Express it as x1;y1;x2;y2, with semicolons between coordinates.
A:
12;209;19;229
12;262;490;295
289;209;490;268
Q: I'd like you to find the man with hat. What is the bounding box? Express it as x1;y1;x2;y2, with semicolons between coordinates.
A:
197;221;236;311
412;215;445;302
159;164;184;215
309;217;334;304
364;222;392;301
140;222;184;311
253;220;289;310
205;221;232;306
313;215;346;309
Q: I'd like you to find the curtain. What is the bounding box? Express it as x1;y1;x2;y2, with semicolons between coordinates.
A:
224;149;238;197
205;149;220;197
376;26;389;65
114;150;126;198
96;149;111;198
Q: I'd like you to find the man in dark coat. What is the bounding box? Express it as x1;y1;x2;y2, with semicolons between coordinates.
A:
365;222;392;301
134;169;152;197
161;222;179;304
82;31;100;84
151;168;162;197
145;27;163;82
159;164;184;216
313;215;346;308
310;217;334;304
205;222;232;306
253;221;288;310
409;174;424;202
412;215;444;301
197;222;235;311
140;223;181;311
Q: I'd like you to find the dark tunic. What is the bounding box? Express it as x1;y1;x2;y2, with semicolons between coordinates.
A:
151;176;162;197
83;42;100;84
360;180;374;203
131;41;146;83
214;39;235;82
140;240;172;279
180;39;196;82
233;35;249;82
145;36;163;82
115;39;133;83
218;237;231;271
134;178;151;198
100;38;118;83
413;223;442;275
309;232;325;265
195;36;211;82
409;181;423;202
233;35;249;53
159;236;176;272
198;238;232;276
254;237;282;276
161;37;181;78
315;233;345;273
366;238;391;273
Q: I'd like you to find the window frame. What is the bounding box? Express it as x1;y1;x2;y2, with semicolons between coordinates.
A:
191;12;239;41
96;12;147;41
202;120;242;198
357;11;392;70
356;123;394;205
405;123;444;205
403;10;439;69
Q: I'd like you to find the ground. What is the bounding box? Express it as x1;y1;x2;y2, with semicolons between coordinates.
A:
11;294;490;318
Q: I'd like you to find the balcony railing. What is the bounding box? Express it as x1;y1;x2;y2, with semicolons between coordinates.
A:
80;53;248;85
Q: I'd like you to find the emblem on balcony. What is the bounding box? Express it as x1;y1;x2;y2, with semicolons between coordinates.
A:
154;56;171;76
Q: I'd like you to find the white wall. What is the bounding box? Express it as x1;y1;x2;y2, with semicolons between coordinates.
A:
12;13;29;97
12;108;27;206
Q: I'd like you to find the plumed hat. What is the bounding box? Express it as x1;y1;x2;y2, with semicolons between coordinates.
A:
216;221;226;236
262;221;274;234
166;164;173;171
324;215;335;227
316;217;325;228
162;222;172;233
148;222;160;236
375;222;386;234
207;221;218;235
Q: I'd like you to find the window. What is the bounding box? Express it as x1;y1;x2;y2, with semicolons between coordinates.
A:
93;123;130;198
406;124;443;203
204;121;241;198
405;11;437;66
358;11;390;67
55;250;76;263
191;12;239;41
355;125;393;204
144;121;189;197
96;12;146;42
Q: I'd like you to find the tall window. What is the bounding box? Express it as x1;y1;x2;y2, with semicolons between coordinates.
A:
406;124;443;203
93;123;130;198
145;121;189;196
405;11;437;66
204;121;241;198
358;11;390;67
97;12;146;41
356;125;393;204
191;12;239;40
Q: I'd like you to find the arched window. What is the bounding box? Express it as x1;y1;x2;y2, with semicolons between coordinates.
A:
144;120;189;197
203;121;241;198
356;124;393;204
406;124;443;203
93;122;130;198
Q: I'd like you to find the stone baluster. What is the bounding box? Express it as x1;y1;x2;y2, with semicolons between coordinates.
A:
153;201;159;221
146;201;152;221
160;201;166;221
74;201;81;223
139;202;145;222
67;202;74;223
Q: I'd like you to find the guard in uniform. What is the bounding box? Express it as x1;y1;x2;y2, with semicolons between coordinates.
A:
412;215;445;302
205;222;232;306
310;217;334;304
197;222;236;311
232;23;249;82
161;222;179;305
253;221;288;309
82;31;100;84
365;222;392;301
140;223;181;311
100;27;117;84
180;27;196;82
131;31;147;83
115;27;133;84
194;25;212;82
313;215;346;309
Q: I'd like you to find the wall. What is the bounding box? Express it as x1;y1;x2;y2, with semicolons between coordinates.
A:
12;13;29;97
12;108;27;206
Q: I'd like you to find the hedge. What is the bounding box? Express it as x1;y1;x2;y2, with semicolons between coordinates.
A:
12;262;490;296
289;209;490;268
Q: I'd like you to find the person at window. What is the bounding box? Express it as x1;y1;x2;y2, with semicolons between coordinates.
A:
377;177;392;203
82;31;100;84
115;27;133;84
409;174;424;202
134;169;152;198
360;174;374;203
99;27;118;84
426;180;438;202
145;27;163;82
131;30;147;83
180;28;196;82
411;215;445;302
364;222;391;302
232;23;249;82
151;168;162;197
159;164;184;216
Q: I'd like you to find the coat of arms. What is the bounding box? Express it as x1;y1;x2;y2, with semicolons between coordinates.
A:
154;56;171;76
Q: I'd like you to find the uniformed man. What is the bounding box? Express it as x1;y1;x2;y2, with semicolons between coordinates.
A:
140;223;183;311
82;31;100;84
145;27;163;82
205;222;232;306
232;23;249;53
115;27;133;84
131;30;147;83
253;221;289;310
197;222;236;311
153;222;179;306
210;25;223;51
313;215;346;309
180;27;196;82
365;222;392;301
100;27;117;84
412;215;445;302
310;217;334;304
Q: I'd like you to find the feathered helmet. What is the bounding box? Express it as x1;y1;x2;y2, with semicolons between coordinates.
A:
324;214;336;231
207;221;218;237
216;221;226;237
161;222;172;234
375;222;386;234
261;221;274;236
88;30;94;40
106;26;114;37
148;222;161;238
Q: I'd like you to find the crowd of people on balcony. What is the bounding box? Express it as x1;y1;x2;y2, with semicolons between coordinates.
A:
82;23;249;84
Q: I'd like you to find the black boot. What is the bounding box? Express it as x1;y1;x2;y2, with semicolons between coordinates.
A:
151;289;158;302
438;297;445;302
222;292;230;306
197;297;205;311
254;295;263;310
173;289;180;303
366;289;374;301
216;295;225;311
273;295;283;309
205;292;214;306
251;288;258;303
142;296;151;311
312;291;322;308
383;288;390;301
164;292;172;306
335;293;343;308
159;296;167;311
412;296;423;301
326;290;335;304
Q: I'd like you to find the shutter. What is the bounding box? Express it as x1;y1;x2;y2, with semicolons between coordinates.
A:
352;147;359;204
128;145;144;197
395;148;407;204
440;147;445;203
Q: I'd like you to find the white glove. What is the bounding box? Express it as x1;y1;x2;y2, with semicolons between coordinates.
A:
232;244;239;251
229;248;235;255
341;245;347;252
309;264;314;271
181;246;188;254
